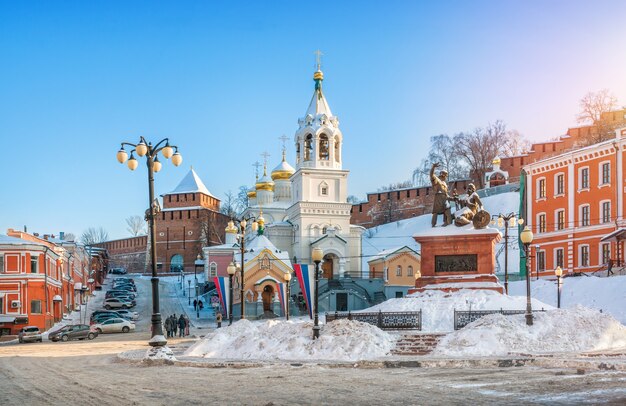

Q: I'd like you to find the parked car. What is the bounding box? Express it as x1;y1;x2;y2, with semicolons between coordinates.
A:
114;309;139;320
103;297;134;309
112;283;136;291
49;324;98;342
93;318;135;334
110;268;127;275
91;312;132;323
105;291;136;300
18;326;42;343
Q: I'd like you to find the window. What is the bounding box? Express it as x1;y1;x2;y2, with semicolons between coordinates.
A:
581;205;590;227
395;292;403;298
538;214;546;233
319;134;329;160
556;174;565;195
580;245;589;267
555;248;564;268
304;135;312;161
580;167;589;189
0;255;3;273
602;243;611;264
556;210;565;231
209;262;217;277
537;178;546;199
407;265;413;276
601;162;610;185
31;300;42;314
602;201;611;223
536;251;545;272
396;265;402;277
30;257;38;274
0;297;3;313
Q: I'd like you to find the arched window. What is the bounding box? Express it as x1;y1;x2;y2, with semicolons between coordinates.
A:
170;254;184;272
407;265;413;276
319;134;329;160
296;142;301;164
334;139;341;162
209;262;217;277
396;265;402;277
304;135;312;161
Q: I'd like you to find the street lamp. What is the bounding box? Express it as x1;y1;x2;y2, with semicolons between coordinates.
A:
188;280;192;305
555;266;563;309
227;262;237;326
230;217;260;319
284;271;292;320
117;136;182;347
492;213;524;294
194;254;202;316
414;269;421;281
312;247;323;339
520;225;534;326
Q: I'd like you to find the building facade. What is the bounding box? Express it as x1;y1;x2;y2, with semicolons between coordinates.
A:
523;127;626;277
367;246;421;298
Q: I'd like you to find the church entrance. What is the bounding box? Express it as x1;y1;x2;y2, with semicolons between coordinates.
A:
322;253;336;279
262;285;274;312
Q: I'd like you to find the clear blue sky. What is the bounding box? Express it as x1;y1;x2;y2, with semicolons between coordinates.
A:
1;1;625;240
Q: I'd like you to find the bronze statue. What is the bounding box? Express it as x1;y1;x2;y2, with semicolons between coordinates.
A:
452;183;490;228
430;163;452;227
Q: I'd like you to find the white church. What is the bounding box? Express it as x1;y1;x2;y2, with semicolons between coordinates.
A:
243;64;365;280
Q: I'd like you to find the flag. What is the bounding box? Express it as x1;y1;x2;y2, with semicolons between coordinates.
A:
277;282;287;316
294;264;315;319
213;276;231;319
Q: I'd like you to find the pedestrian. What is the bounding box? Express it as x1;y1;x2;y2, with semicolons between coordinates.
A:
216;312;222;328
184;316;190;336
198;300;204;311
178;314;185;338
164;316;171;338
193;299;198;311
171;314;178;337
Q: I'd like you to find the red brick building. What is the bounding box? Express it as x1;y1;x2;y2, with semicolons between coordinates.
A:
97;168;229;274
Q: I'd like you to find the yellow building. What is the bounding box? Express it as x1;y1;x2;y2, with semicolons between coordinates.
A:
368;246;421;298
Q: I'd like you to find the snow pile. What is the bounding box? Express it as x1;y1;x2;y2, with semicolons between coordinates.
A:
145;345;177;362
363;289;552;332
509;275;626;324
433;306;626;356
185;319;395;361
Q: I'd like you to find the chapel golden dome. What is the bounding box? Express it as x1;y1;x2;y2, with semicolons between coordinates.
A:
271;150;295;181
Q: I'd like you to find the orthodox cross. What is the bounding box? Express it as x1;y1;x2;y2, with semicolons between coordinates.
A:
279;134;289;153
252;161;261;179
314;49;323;71
260;151;271;172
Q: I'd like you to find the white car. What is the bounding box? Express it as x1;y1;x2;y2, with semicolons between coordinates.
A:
103;297;134;309
115;309;139;320
93;318;135;334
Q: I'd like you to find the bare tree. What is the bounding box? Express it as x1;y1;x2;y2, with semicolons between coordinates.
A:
125;215;147;236
199;211;223;247
236;185;250;213
80;227;109;245
412;158;432;187
453;121;510;189
63;233;76;242
413;134;468;187
501;129;531;157
347;195;362;204
220;191;238;218
577;89;619;145
377;180;413;192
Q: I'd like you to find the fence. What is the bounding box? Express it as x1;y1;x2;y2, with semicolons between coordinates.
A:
453;308;546;330
325;310;422;330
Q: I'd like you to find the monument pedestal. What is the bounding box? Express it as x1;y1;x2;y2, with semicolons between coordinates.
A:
408;226;504;294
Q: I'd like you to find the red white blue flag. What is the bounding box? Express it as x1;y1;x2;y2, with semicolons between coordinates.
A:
213;276;230;319
294;264;314;319
276;282;287;316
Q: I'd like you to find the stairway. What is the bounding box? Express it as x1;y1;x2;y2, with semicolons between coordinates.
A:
391;333;446;356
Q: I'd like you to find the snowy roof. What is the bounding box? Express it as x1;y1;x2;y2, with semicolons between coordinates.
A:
0;234;46;246
413;224;501;239
244;235;292;264
169;168;213;196
367;246;420;263
305;88;333;118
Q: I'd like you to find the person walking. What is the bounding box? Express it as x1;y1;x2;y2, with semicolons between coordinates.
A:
216;312;222;328
164;315;171;338
171;314;178;337
178;314;185;338
198;300;204;312
193;299;198;311
184;315;190;336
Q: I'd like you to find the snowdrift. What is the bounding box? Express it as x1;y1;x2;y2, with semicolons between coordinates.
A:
433;305;626;357
185;319;395;361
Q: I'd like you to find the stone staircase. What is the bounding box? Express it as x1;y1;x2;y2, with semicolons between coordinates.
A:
391;333;446;356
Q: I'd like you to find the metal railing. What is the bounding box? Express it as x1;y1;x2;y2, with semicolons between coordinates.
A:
454;308;546;330
326;310;422;330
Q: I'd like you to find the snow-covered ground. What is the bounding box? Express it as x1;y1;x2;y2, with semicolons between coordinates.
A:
185;318;395;361
361;191;521;276
434;306;626;357
362;289;552;332
509;275;626;324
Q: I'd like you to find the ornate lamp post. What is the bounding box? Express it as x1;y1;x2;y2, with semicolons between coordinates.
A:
284;271;292;320
227;262;237;326
231;216;260;319
312;247;323;339
194;254;202;317
187;280;191;305
555;266;563;309
520;225;534;326
117;136;182;347
492;213;524;294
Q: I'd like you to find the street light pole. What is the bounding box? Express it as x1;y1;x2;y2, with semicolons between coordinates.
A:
284;272;292;321
231;217;259;320
493;213;524;295
555;266;563;308
188;280;191;305
117;136;182;347
520;226;534;326
227;262;236;326
312;247;323;339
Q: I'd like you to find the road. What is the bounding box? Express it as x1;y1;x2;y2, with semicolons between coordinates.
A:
0;276;625;405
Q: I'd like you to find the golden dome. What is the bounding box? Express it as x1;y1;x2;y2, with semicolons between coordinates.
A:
313;70;323;80
271;150;295;180
255;164;275;192
247;189;257;198
225;221;238;234
492;156;501;166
